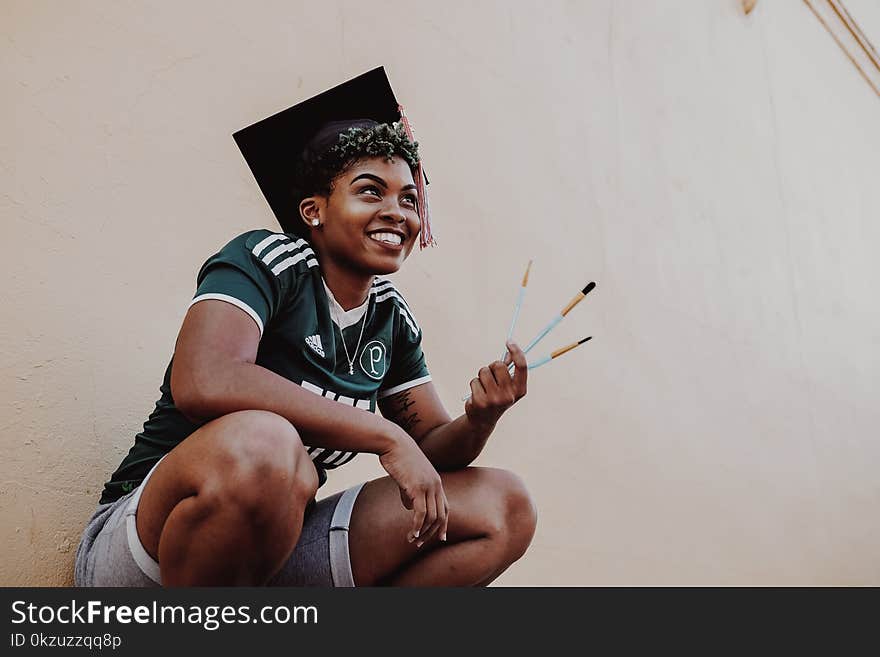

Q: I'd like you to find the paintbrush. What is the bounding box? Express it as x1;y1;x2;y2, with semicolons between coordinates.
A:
499;260;533;361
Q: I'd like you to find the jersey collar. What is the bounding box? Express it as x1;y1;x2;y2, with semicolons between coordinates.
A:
321;276;371;330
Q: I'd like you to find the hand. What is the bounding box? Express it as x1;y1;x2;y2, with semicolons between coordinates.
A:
464;340;528;428
378;428;449;548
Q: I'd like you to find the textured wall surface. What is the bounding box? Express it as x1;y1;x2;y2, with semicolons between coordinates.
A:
2;0;879;585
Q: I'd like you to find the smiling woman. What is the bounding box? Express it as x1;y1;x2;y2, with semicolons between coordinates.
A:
73;68;537;588
299;140;423;294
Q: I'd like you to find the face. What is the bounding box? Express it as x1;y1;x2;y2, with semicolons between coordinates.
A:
301;156;421;275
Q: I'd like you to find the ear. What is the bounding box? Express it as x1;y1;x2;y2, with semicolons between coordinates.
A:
299;196;322;231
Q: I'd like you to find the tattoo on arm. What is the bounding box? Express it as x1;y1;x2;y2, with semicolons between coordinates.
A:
387;390;421;436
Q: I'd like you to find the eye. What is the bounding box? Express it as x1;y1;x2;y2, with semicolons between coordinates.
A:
402;194;418;208
359;185;381;198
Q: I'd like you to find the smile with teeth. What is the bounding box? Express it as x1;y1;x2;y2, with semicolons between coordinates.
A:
368;232;404;246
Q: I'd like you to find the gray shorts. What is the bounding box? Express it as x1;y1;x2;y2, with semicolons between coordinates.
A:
74;455;365;587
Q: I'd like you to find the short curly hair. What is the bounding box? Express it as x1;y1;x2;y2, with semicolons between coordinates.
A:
291;121;420;237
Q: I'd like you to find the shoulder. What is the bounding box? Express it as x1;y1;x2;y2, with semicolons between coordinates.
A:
229;230;314;263
373;277;422;338
208;230;319;278
252;231;317;276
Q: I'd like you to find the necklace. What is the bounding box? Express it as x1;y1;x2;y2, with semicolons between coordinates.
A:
331;302;368;376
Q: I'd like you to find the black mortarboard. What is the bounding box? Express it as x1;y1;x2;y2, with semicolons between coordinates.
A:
233;66;434;247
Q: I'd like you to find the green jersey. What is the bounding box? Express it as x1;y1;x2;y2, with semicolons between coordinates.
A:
99;229;431;505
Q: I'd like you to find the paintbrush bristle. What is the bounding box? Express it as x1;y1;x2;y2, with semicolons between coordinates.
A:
522;259;533;286
578;336;593;345
582;282;596;295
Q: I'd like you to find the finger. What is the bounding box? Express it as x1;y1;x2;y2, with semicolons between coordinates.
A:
419;494;443;548
469;377;487;406
417;491;438;548
399;486;413;511
478;366;497;395
487;361;516;406
440;490;450;542
506;340;529;397
421;488;445;545
490;360;514;394
410;492;426;543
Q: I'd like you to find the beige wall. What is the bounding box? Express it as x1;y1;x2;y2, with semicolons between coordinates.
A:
2;0;879;585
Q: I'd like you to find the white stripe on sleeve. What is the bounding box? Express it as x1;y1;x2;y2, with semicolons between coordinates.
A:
374;290;421;335
189;294;264;337
271;250;319;275
373;282;418;318
377;375;433;399
261;238;311;268
251;233;288;259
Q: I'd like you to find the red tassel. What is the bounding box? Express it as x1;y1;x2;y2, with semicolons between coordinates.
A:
398;104;436;249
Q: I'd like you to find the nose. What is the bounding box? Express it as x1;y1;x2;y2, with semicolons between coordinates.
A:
379;201;407;224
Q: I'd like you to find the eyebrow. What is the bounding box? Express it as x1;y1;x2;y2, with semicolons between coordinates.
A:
350;173;418;193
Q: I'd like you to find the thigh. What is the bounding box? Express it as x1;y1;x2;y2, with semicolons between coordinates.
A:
75;494;160;587
347;467;513;586
135;410;311;563
266;491;339;587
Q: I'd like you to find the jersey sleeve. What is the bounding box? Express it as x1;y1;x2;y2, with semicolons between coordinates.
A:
189;230;299;336
377;295;432;399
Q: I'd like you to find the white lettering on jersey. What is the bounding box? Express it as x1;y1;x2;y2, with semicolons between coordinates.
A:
300;380;325;396
298;380;370;470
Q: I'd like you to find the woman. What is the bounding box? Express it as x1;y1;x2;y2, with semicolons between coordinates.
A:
74;71;537;587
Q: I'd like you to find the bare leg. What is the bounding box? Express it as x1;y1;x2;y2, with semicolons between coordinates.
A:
135;410;319;586
348;467;537;587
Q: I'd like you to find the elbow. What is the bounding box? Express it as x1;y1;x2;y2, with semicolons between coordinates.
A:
435;456;475;473
174;392;211;425
432;448;478;472
170;362;221;424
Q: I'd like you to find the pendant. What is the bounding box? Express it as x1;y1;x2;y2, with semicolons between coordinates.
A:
349;364;354;375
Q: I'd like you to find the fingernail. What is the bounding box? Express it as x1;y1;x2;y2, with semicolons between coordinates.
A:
414;530;420;538
441;533;447;541
416;541;424;548
408;535;414;543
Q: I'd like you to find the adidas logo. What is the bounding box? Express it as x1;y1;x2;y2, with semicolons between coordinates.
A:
305;334;325;357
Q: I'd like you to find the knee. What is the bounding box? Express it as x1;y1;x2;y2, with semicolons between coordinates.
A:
208;411;319;511
484;469;538;560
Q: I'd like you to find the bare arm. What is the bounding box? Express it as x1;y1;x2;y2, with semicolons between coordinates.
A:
172;299;449;546
379;384;489;470
379;341;529;470
171;300;398;455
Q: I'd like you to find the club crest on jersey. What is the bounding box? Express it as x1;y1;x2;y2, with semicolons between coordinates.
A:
305;334;325;357
359;340;387;380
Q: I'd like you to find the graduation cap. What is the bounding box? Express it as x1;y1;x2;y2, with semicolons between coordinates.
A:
233;66;434;248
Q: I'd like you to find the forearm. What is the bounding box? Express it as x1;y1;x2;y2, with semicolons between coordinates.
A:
417;413;495;471
175;360;398;455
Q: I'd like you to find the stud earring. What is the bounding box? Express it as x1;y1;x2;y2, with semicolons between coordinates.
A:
311;219;319;227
